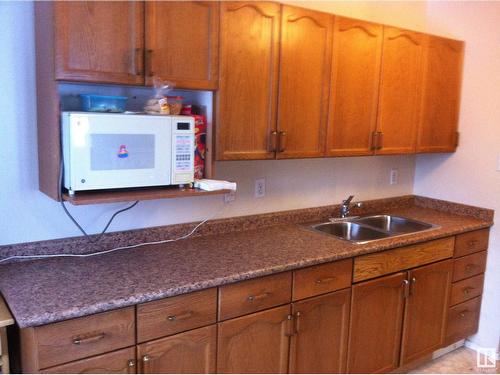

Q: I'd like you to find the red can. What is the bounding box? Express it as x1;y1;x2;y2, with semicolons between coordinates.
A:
193;115;207;180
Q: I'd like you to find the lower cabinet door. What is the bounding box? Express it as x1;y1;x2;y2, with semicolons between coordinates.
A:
400;260;453;365
137;325;216;374
41;347;136;374
217;305;291;373
347;272;406;373
289;289;351;373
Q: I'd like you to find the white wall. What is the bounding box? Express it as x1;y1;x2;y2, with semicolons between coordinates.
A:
286;0;500;354
0;1;414;246
1;0;498;353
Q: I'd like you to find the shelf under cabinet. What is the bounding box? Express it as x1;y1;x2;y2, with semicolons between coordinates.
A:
62;187;230;205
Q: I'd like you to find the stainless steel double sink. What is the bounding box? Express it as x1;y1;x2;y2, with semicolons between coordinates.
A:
309;215;438;244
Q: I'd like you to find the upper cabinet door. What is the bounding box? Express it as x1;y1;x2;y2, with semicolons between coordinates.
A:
216;2;281;161
54;2;144;85
276;6;333;159
417;35;464;152
375;27;425;155
145;2;219;90
327;17;383;156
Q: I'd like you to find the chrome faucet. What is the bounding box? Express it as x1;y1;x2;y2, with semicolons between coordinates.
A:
340;195;355;218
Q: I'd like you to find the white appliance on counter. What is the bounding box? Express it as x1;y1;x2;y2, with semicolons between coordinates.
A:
62;112;194;194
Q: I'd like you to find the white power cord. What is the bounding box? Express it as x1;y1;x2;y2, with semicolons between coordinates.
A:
0;203;227;264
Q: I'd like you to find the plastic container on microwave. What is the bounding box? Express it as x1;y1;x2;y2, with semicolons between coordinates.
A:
166;95;184;115
80;94;128;113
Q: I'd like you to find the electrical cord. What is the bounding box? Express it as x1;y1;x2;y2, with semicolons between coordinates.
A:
0;203;227;264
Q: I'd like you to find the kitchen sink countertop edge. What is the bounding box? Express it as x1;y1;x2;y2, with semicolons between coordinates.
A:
0;200;493;328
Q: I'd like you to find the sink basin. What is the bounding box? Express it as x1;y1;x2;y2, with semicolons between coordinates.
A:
353;215;435;234
307;214;438;244
311;222;390;243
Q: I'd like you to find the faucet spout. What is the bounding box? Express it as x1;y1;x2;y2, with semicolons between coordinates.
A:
339;195;355;218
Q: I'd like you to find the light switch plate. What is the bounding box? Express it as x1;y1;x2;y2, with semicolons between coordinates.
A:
390;168;399;185
255;178;266;198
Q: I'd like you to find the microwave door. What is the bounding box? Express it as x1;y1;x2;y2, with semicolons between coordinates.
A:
69;114;171;191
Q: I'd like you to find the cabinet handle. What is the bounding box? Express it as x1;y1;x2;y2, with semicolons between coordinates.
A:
465;263;479;272
377;132;384;150
278;131;287;153
72;332;106;345
315;276;336;284
468;239;479;248
371;132;379;150
285;314;294;337
134;48;143;76
409;277;416;295
459;310;469;318
463;287;474;295
146;49;154;77
167;310;193;322
270;131;278;152
294;312;301;335
127;359;135;374
247;292;270;302
402;279;410;298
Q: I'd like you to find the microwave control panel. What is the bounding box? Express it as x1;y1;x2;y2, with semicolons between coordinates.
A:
171;117;195;185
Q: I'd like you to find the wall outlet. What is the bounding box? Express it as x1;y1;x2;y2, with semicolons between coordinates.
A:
224;191;236;203
255;178;266;198
390;168;399;185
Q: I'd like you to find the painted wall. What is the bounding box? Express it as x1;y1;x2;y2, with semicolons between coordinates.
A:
0;1;414;246
287;0;500;355
1;0;498;354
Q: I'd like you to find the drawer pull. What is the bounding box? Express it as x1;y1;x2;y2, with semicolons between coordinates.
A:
459;310;469;318
167;310;194;322
127;359;135;368
72;332;106;345
468;239;479;247
247;292;270;302
463;287;475;295
315;276;336;284
465;264;479;272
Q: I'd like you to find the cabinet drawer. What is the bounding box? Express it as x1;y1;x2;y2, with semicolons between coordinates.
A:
41;347;136;374
32;307;135;369
455;229;489;257
218;272;292;320
353;237;454;282
137;288;217;342
450;274;484;306
292;259;352;301
446;297;481;343
453;251;487;282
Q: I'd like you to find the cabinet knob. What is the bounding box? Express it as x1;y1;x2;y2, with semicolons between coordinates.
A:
315;276;336;284
143;355;150;363
278;131;287;153
127;359;135;368
167;311;193;322
247;292;270;302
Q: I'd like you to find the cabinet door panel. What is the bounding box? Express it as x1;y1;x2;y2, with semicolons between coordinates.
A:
217;305;291;373
417;35;464;152
327;17;383;156
41;347;136;374
400;260;453;365
290;289;350;374
54;1;144;85
216;2;281;160
347;272;405;373
376;27;425;154
145;2;219;90
138;325;216;374
277;6;333;158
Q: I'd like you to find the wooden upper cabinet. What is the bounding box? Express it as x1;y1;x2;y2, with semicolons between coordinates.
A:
138;325;216;374
145;2;219;90
217;305;291;373
276;6;333;159
417;35;464;152
289;289;350;374
54;2;144;85
216;2;281;160
347;272;406;374
400;260;453;365
327;17;383;156
375;27;425;155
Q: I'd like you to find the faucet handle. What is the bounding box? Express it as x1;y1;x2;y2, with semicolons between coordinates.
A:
343;195;355;204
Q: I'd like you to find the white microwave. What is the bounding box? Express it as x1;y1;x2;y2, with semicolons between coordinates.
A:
62;112;195;195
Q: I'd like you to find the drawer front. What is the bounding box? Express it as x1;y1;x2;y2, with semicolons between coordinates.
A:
218;272;292;321
353;237;455;282
41;347;136;374
453;251;487;282
292;259;352;301
455;229;489;257
450;274;484;306
137;288;217;342
35;307;135;369
446;297;481;343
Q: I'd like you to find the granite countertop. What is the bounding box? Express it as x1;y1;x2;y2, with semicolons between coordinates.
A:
0;204;492;328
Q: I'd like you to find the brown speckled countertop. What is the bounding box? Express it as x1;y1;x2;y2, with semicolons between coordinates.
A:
0;198;493;328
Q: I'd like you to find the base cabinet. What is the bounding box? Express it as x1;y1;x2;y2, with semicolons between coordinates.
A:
289;289;350;374
137;325;216;374
217;305;291;373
